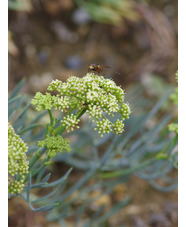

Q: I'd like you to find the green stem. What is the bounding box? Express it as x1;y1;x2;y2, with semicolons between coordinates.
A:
99;158;156;179
26;107;87;182
25;150;49;183
66;107;74;116
29;147;46;170
48;110;53;125
76;107;87;118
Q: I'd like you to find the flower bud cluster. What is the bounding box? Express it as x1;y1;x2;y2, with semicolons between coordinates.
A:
38;135;71;157
168;123;178;134
61;114;80;132
113;119;125;135
8;123;29;194
95;118;112;136
31;92;53;111
120;103;131;120
32;73;130;136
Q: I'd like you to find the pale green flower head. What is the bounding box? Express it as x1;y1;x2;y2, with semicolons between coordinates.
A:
32;73;131;136
168;123;178;134
38;135;71;157
8;123;29;194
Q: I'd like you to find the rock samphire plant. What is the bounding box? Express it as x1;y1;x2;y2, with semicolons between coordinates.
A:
9;73;130;196
8;72;177;224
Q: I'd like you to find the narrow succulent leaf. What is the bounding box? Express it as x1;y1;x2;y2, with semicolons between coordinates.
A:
27;146;39;155
35;167;48;183
47;206;71;221
150;180;178;192
8;95;20;105
95;196;131;225
41;173;51;183
18;123;42;135
8;79;25;99
37;168;73;188
28;202;58;212
60;169;96;201
136;161;173;180
127;113;173;161
14;102;31;122
13;112;28;130
32;184;61;203
100;158;156;178
57;155;94;170
9;97;26;121
29;182;46;189
115;115;146;152
145;90;172;120
8;110;16;122
29;147;46;170
28;165;47;181
30;110;48;124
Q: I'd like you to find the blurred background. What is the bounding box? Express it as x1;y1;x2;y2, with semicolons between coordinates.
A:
8;0;177;94
8;0;178;226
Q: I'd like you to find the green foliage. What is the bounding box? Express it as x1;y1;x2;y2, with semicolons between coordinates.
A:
8;76;177;225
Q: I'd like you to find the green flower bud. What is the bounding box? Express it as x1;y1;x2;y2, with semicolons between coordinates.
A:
38;135;71;158
168;123;178;134
8;123;29;194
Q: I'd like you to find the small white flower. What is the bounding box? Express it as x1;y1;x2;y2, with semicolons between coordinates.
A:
61;114;80;132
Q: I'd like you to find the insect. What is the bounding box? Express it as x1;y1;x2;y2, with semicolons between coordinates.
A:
88;64;111;74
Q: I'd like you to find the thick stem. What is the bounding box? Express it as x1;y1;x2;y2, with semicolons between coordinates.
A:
66;107;74;116
76;107;87;119
48;110;53;125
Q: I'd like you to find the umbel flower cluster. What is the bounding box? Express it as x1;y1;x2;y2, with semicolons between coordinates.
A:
38;135;71;157
8;123;29;194
31;73;130;136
